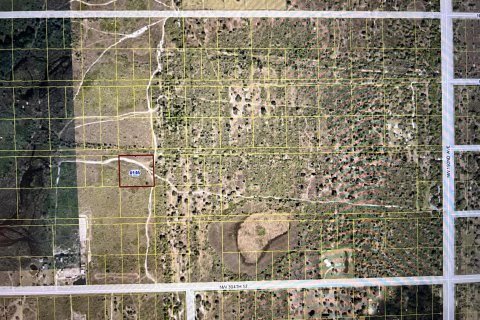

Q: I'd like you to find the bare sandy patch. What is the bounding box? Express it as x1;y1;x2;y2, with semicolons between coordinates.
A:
237;213;290;264
208;200;298;277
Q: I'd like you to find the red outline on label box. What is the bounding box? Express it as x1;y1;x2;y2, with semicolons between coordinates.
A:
118;154;155;188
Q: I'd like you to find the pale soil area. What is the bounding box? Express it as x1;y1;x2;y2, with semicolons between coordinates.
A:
237;213;290;264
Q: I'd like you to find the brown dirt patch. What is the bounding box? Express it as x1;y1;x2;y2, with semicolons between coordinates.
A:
208;207;298;277
237;213;290;264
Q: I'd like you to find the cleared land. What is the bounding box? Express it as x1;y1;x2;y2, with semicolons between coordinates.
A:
236;213;290;264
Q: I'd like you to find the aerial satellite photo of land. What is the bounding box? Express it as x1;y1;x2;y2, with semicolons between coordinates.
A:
0;0;478;319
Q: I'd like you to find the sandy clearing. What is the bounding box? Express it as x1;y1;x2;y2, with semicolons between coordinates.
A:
237;213;290;264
